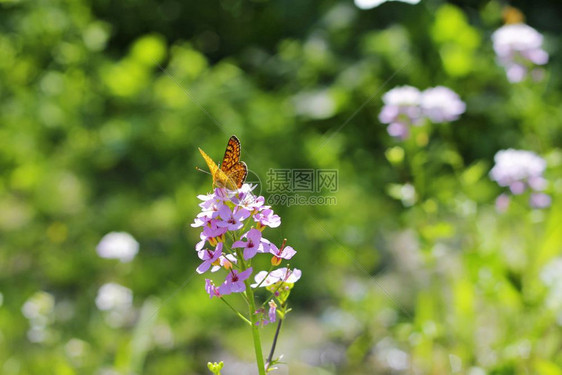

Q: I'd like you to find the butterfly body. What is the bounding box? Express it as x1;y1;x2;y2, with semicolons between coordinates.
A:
199;136;248;190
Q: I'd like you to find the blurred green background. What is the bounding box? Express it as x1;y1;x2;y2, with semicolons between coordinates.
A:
2;0;562;373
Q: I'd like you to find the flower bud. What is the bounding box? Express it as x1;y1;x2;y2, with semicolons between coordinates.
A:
271;256;282;266
222;258;233;270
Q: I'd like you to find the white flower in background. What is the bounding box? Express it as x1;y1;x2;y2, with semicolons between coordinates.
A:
65;338;89;361
374;337;410;371
95;283;133;311
540;258;562;313
492;24;549;82
420;86;466;123
355;0;420;10
541;258;562;289
96;232;139;262
152;323;175;349
293;90;336;120
96;283;134;327
22;291;55;320
21;291;55;343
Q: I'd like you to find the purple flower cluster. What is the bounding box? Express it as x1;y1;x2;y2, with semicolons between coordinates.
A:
492;23;549;83
192;184;300;305
489;149;550;210
379;85;466;140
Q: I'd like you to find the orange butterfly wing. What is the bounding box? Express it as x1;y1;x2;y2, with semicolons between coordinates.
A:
220;136;241;172
226;161;248;189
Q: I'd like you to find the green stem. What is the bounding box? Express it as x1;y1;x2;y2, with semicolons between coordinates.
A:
219;297;251;326
245;280;266;375
266;316;283;367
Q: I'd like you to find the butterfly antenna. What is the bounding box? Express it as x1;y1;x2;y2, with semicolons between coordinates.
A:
195;166;211;175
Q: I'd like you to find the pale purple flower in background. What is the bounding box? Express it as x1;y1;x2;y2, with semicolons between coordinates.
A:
252;267;302;288
96;232;139;263
95;283;133;312
490;149;550;209
386;122;410;140
495;193;511;213
218;268;253;295
420;86;466;123
489;149;546;193
196;242;224;274
492;24;549;82
530;193;551;209
379;85;465;140
379;85;422;140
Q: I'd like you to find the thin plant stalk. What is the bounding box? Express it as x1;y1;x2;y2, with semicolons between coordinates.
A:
245;280;266;375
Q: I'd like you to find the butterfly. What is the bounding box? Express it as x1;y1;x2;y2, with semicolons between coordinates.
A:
198;135;248;190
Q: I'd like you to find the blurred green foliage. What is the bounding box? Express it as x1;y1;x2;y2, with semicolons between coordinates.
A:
1;0;562;374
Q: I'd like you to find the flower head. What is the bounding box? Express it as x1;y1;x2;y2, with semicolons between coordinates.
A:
205;279;222;299
218;268;253;295
96;232;139;263
252;267;302;288
420;86;466;123
379;85;465;140
255;300;278;326
254;208;281;229
232;228;270;260
530;192;551;209
196;242;224;274
192;182;300;326
492;24;548;82
216;205;251;231
266;239;296;266
379;86;423;140
95;283;133;312
490;149;550;209
490;149;546;192
231;185;266;212
196;220;227;250
268;300;277;322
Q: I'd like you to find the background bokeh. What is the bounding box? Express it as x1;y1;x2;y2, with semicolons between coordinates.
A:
2;0;562;373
